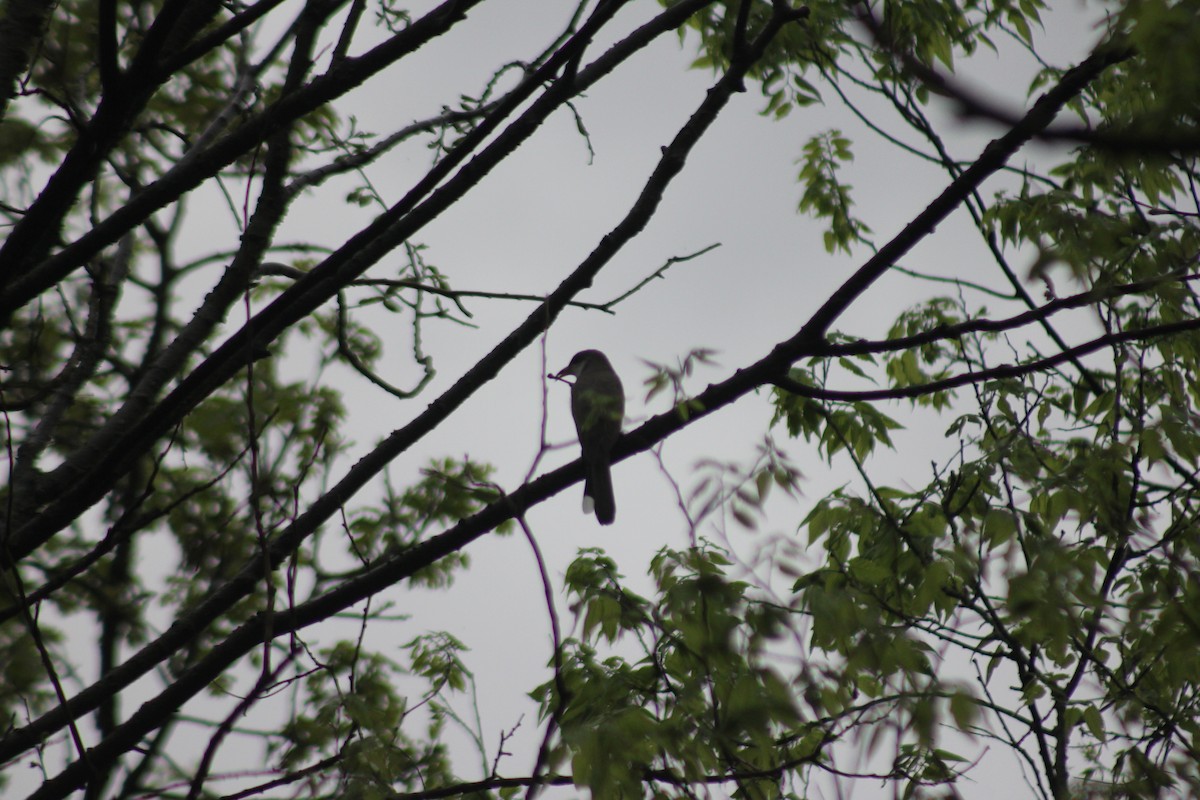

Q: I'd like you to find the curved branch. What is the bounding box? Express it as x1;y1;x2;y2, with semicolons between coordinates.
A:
825;271;1200;358
778;315;1200;403
335;291;436;399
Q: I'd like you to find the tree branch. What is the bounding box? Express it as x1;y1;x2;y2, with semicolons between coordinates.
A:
777;315;1200;403
0;0;55;123
0;0;491;321
789;43;1130;344
822;271;1200;359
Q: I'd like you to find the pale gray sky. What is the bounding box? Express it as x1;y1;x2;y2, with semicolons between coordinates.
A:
15;1;1112;797
224;3;1104;796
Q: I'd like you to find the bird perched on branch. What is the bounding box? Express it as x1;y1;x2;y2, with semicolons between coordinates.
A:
554;350;624;525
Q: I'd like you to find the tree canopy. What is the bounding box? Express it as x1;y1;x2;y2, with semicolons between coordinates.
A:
2;1;1199;799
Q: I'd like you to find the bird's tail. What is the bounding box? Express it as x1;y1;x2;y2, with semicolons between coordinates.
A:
585;461;616;525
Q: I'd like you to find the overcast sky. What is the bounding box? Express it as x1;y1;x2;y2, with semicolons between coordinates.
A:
250;2;1104;796
251;3;1105;795
18;1;1115;797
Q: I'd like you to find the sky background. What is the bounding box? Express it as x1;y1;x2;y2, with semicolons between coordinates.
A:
219;2;1102;796
13;1;1117;797
275;2;1102;794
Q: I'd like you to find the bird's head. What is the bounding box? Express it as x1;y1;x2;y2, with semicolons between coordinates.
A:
554;349;611;380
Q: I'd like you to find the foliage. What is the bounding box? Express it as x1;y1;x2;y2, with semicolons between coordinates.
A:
1;1;1199;800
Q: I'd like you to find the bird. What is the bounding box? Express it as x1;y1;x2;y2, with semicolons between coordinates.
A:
555;350;624;525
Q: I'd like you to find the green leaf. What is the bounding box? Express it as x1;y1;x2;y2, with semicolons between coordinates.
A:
848;557;891;586
1082;704;1107;743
